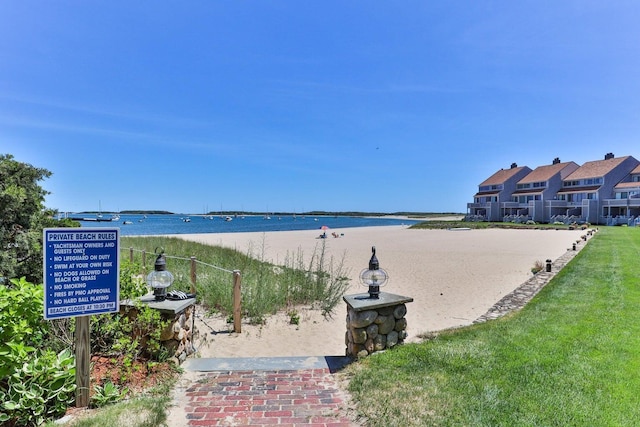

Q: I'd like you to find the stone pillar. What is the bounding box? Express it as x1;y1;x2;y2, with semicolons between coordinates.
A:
159;304;197;364
343;292;413;358
120;295;198;364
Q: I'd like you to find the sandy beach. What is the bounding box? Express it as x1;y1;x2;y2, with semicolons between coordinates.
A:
172;225;586;358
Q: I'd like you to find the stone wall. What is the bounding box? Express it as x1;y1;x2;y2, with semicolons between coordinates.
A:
120;297;198;365
474;227;594;324
159;304;197;365
345;303;409;358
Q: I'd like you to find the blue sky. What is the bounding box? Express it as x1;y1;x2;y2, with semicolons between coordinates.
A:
2;2;640;214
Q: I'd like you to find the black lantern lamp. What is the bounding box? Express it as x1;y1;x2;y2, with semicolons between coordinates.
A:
146;248;174;301
359;246;388;299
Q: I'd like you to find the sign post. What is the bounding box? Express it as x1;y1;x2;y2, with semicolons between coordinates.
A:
43;228;120;407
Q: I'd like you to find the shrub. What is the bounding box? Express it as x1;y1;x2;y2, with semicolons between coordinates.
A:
91;301;171;371
0;278;49;375
0;349;75;426
119;258;147;299
531;260;544;274
0;277;49;380
0;278;76;426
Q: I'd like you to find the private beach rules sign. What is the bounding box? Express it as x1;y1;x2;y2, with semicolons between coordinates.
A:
43;228;120;320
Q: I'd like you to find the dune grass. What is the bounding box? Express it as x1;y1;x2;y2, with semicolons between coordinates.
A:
120;235;350;323
345;226;640;426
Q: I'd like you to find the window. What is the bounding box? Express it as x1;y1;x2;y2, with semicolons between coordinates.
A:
564;178;601;187
479;185;502;192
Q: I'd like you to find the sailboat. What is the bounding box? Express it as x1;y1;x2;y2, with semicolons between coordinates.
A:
92;201;114;222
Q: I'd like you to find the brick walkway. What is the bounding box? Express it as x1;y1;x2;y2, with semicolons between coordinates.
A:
169;358;359;426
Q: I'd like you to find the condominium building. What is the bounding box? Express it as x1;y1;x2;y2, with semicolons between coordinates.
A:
467;153;640;225
467;163;531;222
602;163;640;224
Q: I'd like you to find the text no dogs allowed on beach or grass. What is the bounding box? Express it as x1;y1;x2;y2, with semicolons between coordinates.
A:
43;228;120;319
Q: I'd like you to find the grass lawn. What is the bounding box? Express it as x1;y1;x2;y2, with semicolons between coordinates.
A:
345;226;640;426
44;380;174;427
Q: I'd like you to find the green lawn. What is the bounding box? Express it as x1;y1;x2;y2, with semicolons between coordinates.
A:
345;226;640;426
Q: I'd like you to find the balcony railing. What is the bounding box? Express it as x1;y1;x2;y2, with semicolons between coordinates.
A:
602;199;630;207
602;199;640;207
601;215;639;226
500;201;519;207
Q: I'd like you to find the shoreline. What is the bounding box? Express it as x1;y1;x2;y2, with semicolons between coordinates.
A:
170;226;586;357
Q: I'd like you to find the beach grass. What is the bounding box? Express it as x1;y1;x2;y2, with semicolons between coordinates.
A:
344;226;640;426
120;236;350;323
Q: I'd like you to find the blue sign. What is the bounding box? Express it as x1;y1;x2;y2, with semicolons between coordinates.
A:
43;228;120;319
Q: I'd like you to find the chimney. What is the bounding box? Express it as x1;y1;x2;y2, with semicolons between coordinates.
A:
605;153;614;160
552;157;560;165
510;162;518;169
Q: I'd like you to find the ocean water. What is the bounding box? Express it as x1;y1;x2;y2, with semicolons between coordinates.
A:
71;214;420;236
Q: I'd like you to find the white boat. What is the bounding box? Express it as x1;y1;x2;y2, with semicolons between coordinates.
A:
225;216;233;222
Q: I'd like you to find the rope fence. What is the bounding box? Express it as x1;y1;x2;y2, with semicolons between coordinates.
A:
123;247;242;333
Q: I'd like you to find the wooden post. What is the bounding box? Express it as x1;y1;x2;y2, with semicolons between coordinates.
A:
142;250;146;271
190;256;197;295
233;270;242;333
129;247;134;263
75;315;91;407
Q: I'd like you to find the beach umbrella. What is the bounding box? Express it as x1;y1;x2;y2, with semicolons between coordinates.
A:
320;225;329;230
